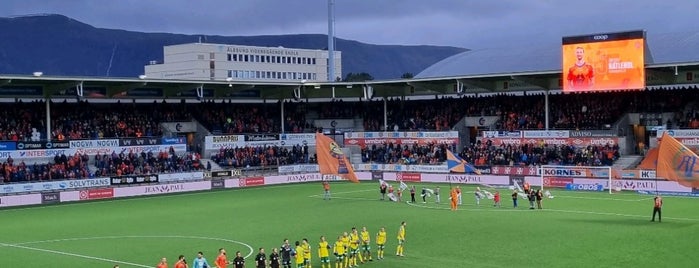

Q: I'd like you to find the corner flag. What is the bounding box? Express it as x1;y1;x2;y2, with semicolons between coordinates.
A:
316;133;359;183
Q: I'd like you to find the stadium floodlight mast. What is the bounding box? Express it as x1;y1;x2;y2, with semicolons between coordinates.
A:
539;165;614;194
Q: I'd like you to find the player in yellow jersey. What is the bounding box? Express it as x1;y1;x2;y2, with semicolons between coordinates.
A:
302;238;312;268
396;221;406;257
333;236;346;268
349;227;363;267
340;232;350;267
375;227;387;260
295;241;305;268
360;226;373;262
318;236;331;268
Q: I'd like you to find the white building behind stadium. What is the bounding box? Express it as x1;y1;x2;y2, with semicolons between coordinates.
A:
145;43;342;82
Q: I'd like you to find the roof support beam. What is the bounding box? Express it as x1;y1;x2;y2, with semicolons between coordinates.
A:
458;78;496;92
509;75;550;90
646;68;678;85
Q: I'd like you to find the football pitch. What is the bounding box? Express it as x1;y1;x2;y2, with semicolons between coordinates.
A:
0;181;697;268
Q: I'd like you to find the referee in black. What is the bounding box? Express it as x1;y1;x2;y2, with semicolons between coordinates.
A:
281;239;292;268
651;195;663;222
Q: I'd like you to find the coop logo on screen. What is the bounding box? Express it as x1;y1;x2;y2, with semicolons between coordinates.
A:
542;168;586;177
593;35;609;40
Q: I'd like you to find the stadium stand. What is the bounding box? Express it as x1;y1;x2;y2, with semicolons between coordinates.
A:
192;101;281;134
459;141;620;167
211;145;315;168
361;143;456;165
50;101;192;139
93;150;202;177
1;154;91;182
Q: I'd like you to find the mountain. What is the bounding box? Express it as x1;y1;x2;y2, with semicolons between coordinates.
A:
0;14;467;80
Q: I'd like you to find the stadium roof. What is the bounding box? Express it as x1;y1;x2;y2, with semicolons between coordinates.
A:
2;30;699;100
416;30;699;79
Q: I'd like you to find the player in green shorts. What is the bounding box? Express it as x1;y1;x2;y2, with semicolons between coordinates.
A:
333;236;346;268
318;236;331;268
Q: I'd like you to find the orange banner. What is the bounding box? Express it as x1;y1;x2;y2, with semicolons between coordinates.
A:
657;132;699;187
562;38;645;92
315;133;359;183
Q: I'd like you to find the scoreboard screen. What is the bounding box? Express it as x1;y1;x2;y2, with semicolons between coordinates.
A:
562;31;645;92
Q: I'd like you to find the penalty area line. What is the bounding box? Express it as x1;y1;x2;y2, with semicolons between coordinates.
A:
0;242;150;267
308;189;375;198
405;201;699;222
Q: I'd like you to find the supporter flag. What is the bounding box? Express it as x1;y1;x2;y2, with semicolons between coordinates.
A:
399;181;409;191
315;133;359;183
656;132;699;187
446;149;482;175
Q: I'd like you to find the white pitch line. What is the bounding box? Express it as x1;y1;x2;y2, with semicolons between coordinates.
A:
2;183;306;212
308;189;375;198
553;195;649;202
404;201;699;221
11;235;256;259
0;242;151;267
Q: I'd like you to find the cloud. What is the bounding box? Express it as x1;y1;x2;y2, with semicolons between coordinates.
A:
1;0;698;48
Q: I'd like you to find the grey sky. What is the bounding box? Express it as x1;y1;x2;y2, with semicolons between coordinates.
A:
1;0;697;49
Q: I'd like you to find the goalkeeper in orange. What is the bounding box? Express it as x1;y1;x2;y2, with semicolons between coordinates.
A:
450;187;459;211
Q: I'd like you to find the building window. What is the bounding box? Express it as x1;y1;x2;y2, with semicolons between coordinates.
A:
254;55;259;62
275;56;280;63
312;58;316;65
227;70;232;77
261;56;266;63
312;73;317;80
302;58;307;64
198;54;205;60
227;54;232;61
255;71;260;78
209;53;215;60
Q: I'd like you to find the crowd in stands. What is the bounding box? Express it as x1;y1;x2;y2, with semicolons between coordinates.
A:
1;154;91;182
51;101;191;140
4;87;699;183
211;144;315;168
459;140;620;167
0;101;46;141
93;149;201;177
3;88;699;142
353;88;699;131
1;149;201;183
361;143;456;165
192;101;281;134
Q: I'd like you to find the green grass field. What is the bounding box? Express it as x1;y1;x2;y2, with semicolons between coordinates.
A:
1;182;697;268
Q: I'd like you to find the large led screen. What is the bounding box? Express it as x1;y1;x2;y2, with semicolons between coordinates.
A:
562;31;645;92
